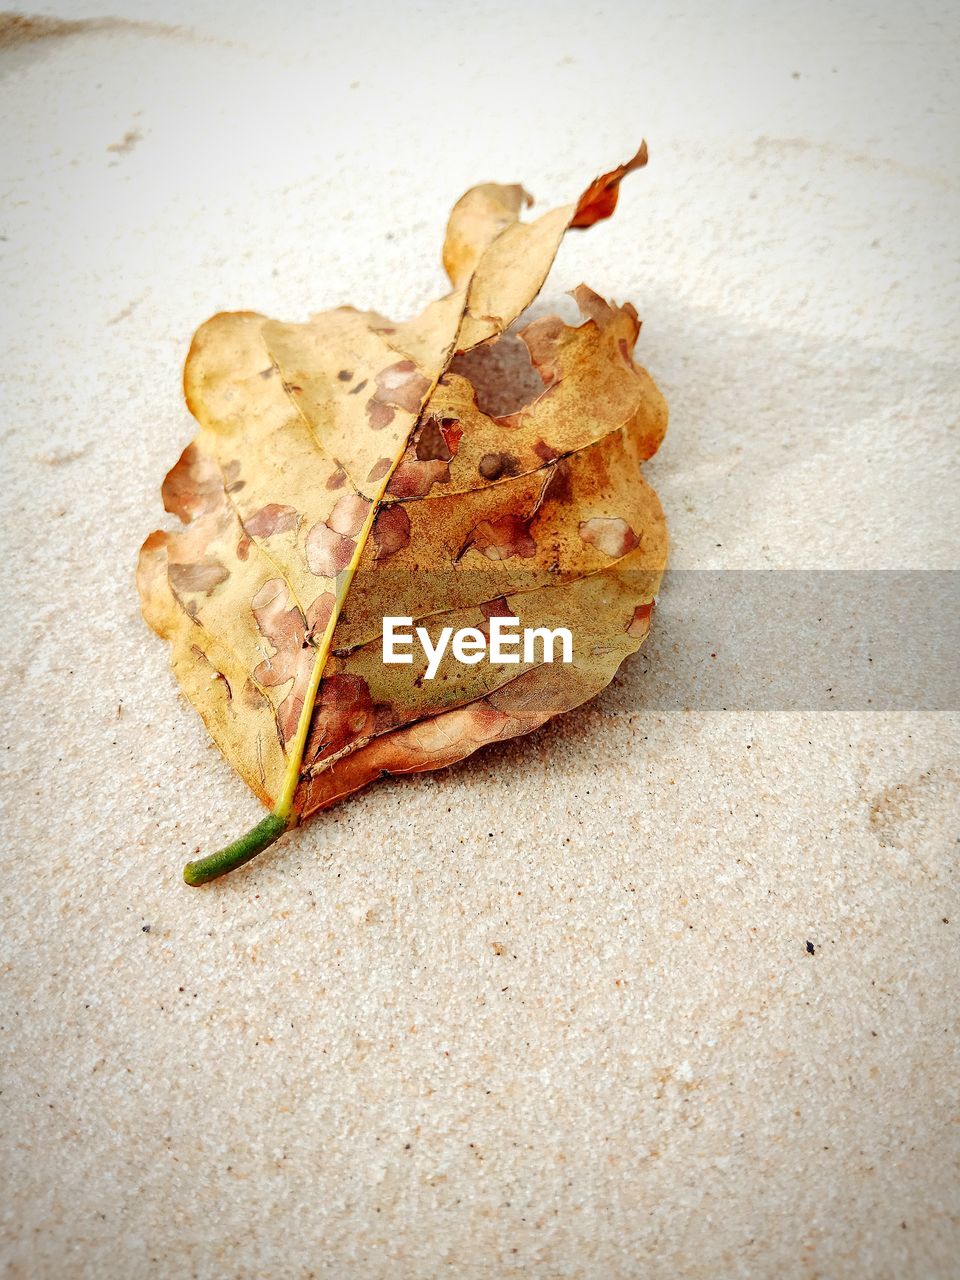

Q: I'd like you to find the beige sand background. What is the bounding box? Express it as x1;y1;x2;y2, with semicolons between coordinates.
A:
1;2;958;1275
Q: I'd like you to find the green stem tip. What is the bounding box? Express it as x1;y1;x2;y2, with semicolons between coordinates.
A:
183;812;291;886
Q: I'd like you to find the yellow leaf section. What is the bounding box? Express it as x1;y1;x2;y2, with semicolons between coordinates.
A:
387;287;665;497
333;291;667;651
452;145;647;352
335;405;666;652
443;182;533;287
140;306;449;810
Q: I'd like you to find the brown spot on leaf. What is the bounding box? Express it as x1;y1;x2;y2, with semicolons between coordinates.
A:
305;674;375;765
387;459;451;498
337;369;353;381
305;524;355;577
251;579;302;671
627;601;654;638
326;467;347;490
246;503;299;539
306;591;335;640
373;700;399;733
478;451;520;481
366;457;392;483
367;401;395;431
479;597;513;620
372;505;411;560
486;667;555;716
381;359;426;399
542;458;573;505
169;559;229;596
579;516;639;558
464;514;536;561
238;504;298;561
305;494;370;576
162;443;223;521
368;360;432;424
241;677;269;713
222;460;244;494
250;579;314;742
468;699;513;734
329;493;371;537
533;439;560;462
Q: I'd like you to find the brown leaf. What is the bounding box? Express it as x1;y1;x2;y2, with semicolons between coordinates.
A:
137;146;668;883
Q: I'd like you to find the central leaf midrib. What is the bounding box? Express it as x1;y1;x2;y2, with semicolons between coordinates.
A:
269;296;476;818
268;205;583;820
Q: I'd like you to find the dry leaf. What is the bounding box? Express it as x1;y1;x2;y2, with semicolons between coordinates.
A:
138;145;668;884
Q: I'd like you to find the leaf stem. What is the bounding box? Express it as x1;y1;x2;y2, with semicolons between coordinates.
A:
183;812;291;886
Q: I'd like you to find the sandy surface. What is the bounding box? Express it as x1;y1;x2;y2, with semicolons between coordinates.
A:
1;2;958;1276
